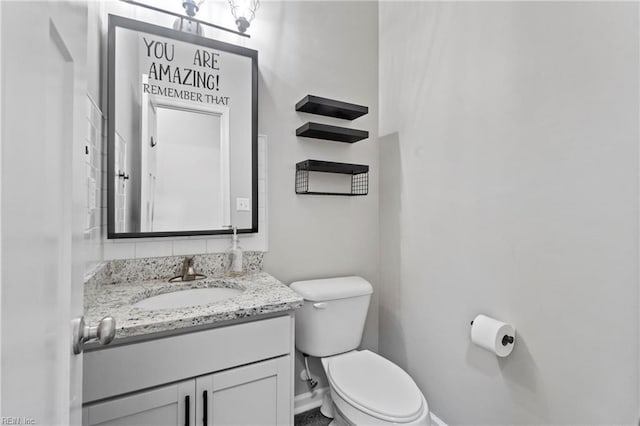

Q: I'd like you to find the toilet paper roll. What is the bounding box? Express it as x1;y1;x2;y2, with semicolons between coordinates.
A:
470;314;516;357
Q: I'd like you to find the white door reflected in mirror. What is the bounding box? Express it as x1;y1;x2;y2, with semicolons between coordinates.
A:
139;95;231;232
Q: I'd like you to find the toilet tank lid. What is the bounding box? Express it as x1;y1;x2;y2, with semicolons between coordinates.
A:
290;276;373;301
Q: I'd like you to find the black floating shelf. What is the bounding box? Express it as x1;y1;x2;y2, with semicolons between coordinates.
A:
296;160;369;196
296;122;369;143
298;160;369;174
296;95;368;120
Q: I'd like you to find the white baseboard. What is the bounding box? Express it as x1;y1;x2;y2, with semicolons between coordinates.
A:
294;387;446;426
293;387;329;415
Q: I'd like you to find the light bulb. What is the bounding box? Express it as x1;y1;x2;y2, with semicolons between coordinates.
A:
228;0;260;33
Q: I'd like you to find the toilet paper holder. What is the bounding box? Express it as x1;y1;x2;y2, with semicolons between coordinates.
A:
471;320;514;346
501;335;514;346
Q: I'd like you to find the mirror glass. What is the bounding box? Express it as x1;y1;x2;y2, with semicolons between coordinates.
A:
108;16;258;238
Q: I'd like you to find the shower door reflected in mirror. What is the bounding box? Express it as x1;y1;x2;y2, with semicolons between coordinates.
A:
108;15;257;238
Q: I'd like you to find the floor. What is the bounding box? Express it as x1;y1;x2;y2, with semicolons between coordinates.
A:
294;408;332;426
295;407;446;426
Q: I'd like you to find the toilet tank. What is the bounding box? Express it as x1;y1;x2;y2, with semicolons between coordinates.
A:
290;276;373;357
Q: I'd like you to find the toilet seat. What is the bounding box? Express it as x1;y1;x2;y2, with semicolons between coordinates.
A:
326;350;426;423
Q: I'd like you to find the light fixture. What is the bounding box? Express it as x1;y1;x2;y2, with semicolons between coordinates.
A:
173;0;205;36
228;0;260;34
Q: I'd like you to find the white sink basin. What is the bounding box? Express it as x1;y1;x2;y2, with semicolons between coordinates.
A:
133;288;243;310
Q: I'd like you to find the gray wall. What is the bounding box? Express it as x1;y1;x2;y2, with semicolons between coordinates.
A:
379;2;639;424
254;1;380;395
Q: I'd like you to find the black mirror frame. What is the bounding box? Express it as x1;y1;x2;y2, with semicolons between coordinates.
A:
107;15;258;239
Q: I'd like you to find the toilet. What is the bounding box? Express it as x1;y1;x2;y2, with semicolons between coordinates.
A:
291;276;431;426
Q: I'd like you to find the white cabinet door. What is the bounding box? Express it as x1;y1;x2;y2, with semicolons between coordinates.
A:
207;356;292;426
83;381;195;426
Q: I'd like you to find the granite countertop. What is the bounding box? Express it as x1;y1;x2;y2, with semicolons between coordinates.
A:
84;271;303;343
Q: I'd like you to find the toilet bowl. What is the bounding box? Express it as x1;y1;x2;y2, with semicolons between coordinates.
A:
290;276;431;426
321;350;430;426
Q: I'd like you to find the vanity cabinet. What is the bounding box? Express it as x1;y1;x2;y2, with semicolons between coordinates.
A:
82;314;295;426
83;356;290;426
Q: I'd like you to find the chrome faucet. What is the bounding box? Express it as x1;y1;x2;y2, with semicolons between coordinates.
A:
169;256;206;282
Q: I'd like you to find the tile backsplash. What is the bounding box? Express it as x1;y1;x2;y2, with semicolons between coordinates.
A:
86;251;263;285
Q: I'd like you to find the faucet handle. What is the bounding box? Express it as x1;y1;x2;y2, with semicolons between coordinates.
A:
182;257;197;281
170;256;206;282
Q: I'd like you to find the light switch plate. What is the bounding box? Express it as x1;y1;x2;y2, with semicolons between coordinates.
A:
236;197;250;211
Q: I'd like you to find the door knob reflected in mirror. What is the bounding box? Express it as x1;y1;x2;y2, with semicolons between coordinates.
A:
72;316;116;355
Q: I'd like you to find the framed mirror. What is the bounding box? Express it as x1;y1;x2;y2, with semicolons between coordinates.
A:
107;15;258;238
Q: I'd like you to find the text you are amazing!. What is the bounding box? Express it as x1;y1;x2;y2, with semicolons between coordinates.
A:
141;37;230;106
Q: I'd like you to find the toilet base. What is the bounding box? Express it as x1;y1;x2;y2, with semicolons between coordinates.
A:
331;403;354;426
320;393;335;418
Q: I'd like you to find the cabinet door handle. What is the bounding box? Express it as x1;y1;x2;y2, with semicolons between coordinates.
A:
203;390;208;426
185;395;190;426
